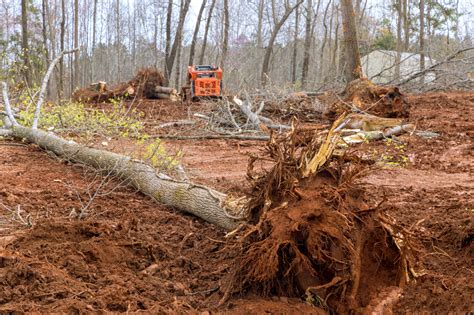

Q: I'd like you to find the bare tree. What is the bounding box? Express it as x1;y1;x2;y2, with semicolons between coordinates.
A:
165;0;191;86
256;0;264;48
199;0;217;65
21;0;30;86
165;0;173;74
58;0;66;100
301;0;312;89
261;0;303;87
74;0;79;88
402;0;409;50
341;0;362;83
91;0;98;82
395;0;402;80
116;0;121;82
291;3;300;84
317;0;331;83
419;0;425;84
188;0;207;66
41;0;50;97
220;0;230;69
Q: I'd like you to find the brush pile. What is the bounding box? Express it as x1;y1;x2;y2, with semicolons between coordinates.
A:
73;68;178;103
222;116;416;313
324;78;410;120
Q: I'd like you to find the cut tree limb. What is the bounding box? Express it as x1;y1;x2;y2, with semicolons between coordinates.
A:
342;124;415;144
232;96;290;130
8;125;244;230
398;46;474;86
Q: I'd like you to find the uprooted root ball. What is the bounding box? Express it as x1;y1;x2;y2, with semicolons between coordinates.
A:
223;125;414;313
324;78;410;120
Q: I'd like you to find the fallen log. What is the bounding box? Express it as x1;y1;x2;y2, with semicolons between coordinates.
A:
2;51;245;232
7;125;243;230
155;93;180;101
342;124;415;144
155;86;177;95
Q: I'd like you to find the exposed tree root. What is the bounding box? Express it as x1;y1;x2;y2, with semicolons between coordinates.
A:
73;68;166;103
222;119;415;313
324;78;410;120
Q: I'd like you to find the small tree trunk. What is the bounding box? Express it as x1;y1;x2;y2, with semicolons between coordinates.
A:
116;0;121;82
301;0;312;89
174;41;182;89
165;0;173;77
188;0;206;66
256;0;264;80
341;0;362;83
261;0;303;87
395;0;402;81
165;0;192;86
74;0;79;89
317;0;331;83
41;0;50;98
91;0;98;82
419;0;425;85
402;0;409;50
21;0;31;86
199;0;217;65
220;0;229;69
58;0;66;100
291;4;300;84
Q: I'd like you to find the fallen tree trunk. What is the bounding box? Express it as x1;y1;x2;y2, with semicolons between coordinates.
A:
8;125;243;230
155;86;177;94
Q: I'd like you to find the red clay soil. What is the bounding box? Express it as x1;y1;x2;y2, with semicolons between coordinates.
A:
0;141;321;313
0;91;473;313
359;91;474;313
0;142;233;313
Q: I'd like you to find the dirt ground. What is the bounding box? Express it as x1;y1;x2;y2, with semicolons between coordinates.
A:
1;91;473;313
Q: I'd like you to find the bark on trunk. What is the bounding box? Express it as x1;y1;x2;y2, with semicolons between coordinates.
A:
341;0;362;83
199;0;217;65
155;86;177;94
291;4;299;84
261;1;303;87
419;0;425;85
395;0;402;81
220;0;229;69
21;0;31;86
301;0;312;89
188;0;206;66
8;125;242;231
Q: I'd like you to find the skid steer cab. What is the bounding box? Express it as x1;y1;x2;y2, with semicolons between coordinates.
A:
182;65;223;101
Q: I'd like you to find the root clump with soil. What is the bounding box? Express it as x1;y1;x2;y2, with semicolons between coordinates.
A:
73;68;166;103
222;118;414;313
324;78;410;120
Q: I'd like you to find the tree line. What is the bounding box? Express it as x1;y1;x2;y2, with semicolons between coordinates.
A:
0;0;471;99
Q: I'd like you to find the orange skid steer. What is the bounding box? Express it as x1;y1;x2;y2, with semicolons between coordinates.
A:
182;65;223;101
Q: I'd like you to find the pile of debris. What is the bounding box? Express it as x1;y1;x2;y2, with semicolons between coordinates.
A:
221;117;416;313
73;68;179;103
323;78;410;120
